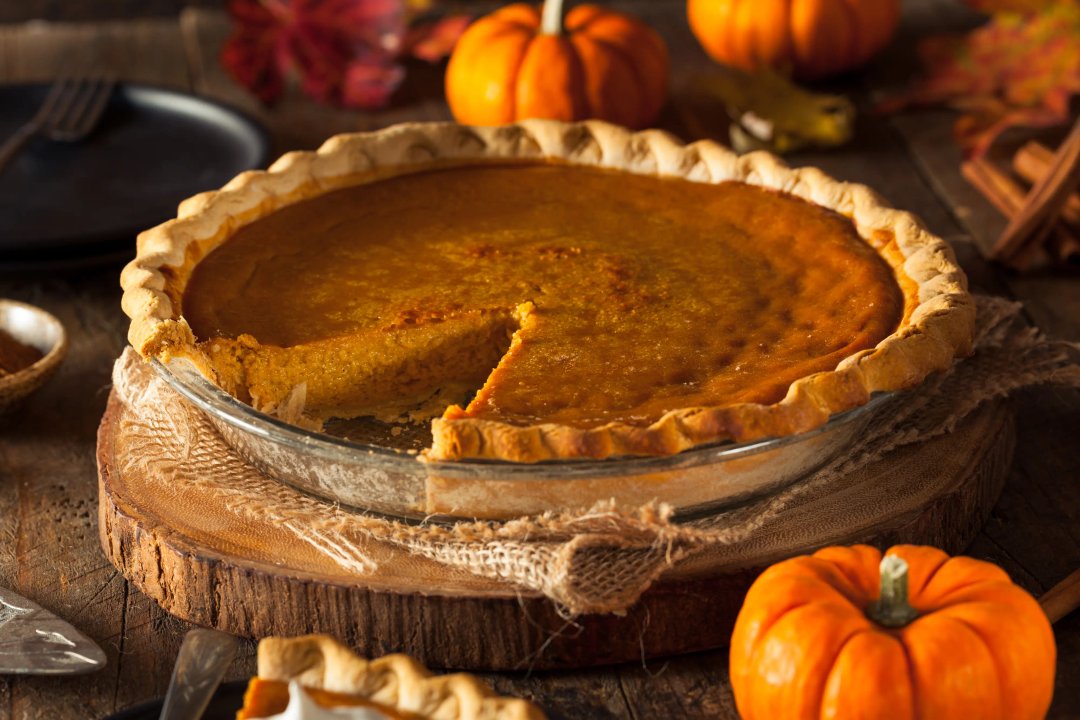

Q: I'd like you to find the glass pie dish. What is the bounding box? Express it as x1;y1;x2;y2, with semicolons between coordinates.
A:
154;357;891;523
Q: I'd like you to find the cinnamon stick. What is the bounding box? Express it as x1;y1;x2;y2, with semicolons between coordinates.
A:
1013;141;1080;227
961;157;1025;216
1040;567;1080;624
962;156;1080;266
991;117;1080;264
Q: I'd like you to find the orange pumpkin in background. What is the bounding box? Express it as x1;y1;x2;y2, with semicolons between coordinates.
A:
730;545;1056;720
445;0;669;129
687;0;901;81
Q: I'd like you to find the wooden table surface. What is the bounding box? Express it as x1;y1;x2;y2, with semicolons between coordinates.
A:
1;1;1078;717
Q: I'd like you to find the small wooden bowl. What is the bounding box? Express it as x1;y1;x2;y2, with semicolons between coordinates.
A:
0;299;68;414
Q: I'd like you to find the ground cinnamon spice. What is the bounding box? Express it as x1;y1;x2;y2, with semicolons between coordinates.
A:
0;328;43;376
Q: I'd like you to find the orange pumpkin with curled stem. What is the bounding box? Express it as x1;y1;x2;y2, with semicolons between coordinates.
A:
445;0;668;129
687;0;901;81
730;545;1056;720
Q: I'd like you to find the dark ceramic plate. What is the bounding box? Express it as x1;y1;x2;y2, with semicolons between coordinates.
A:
0;83;270;266
102;680;246;720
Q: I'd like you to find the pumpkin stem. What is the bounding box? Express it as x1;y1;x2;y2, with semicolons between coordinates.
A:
868;555;920;628
540;0;565;36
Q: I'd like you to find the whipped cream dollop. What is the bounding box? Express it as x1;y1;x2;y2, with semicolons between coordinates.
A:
262;681;392;720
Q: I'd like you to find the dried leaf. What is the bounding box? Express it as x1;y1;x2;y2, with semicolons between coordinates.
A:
880;2;1080;157
690;66;854;154
401;14;471;63
222;0;407;109
342;55;407;107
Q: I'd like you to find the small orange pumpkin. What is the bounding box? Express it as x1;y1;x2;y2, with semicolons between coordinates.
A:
445;0;669;129
731;545;1056;720
687;0;901;81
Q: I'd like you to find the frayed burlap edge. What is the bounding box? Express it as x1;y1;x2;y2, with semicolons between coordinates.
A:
111;295;1079;616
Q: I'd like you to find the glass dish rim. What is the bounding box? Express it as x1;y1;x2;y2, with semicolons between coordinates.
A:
152;357;891;480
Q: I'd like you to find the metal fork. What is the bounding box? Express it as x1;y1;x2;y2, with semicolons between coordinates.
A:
0;75;115;175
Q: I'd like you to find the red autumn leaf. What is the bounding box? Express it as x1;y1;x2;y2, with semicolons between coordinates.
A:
401;14;471;63
879;2;1080;157
341;55;407;107
222;0;408;109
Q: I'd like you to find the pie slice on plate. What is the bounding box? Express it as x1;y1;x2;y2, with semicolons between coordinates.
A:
237;635;544;719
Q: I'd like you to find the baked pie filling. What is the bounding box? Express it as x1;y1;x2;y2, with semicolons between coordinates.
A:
180;162;909;457
238;679;416;719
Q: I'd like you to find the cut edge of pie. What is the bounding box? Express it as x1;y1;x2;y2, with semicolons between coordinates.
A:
238;634;545;719
120;119;975;463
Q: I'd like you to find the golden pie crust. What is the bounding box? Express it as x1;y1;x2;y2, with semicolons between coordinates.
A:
238;635;544;719
121;120;974;462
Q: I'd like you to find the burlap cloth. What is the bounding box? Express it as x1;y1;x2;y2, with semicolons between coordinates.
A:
110;296;1079;616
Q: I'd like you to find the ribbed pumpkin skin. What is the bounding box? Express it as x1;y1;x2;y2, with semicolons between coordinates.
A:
687;0;901;80
445;3;669;129
730;545;1057;720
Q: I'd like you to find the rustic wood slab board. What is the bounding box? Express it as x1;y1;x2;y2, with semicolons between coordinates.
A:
98;388;1013;671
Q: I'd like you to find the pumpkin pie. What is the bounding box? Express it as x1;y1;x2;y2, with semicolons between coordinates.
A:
237;635;543;719
121;120;974;463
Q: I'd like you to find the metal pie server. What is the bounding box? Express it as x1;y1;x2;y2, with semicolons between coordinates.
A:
0;584;106;674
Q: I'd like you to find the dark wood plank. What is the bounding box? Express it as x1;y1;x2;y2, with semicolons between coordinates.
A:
615;652;740;720
0;18;191;86
1053;611;1080;718
0;1;217;24
482;669;634;720
0;266;135;719
985;387;1080;591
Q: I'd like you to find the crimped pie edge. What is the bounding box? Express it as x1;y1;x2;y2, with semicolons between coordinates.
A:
120;119;975;462
253;635;545;719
